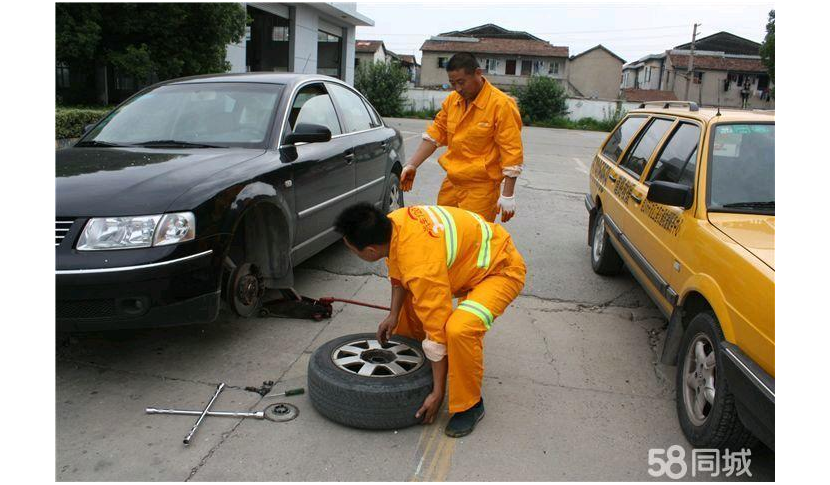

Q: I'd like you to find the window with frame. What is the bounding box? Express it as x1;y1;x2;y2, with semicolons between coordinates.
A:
693;71;703;84
645;66;651;82
548;61;560;75
56;63;70;89
646;123;700;186
505;59;516;75
438;57;448;68
273;26;290;42
619;118;674;177
288;84;342;136
521;60;532;76
327;83;373;133
601;116;647;162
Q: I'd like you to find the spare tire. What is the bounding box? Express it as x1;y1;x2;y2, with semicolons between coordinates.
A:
308;333;433;430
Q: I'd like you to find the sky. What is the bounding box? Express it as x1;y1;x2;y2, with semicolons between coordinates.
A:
354;1;774;65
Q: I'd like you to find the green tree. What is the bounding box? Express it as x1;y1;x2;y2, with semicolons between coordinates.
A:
354;61;410;117
512;75;568;123
56;3;246;98
760;10;775;82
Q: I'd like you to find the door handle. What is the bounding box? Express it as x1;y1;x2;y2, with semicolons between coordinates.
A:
608;173;617;182
344;150;355;164
380;141;388;148
630;193;643;204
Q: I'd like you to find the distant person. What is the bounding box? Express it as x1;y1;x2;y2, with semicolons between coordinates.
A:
740;79;751;109
400;52;524;223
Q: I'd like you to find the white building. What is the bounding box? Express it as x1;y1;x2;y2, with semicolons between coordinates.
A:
225;3;374;85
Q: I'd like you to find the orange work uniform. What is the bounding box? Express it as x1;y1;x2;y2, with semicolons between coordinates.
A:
424;78;524;222
386;205;526;413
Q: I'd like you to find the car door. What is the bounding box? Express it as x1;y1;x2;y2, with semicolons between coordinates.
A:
591;115;649;237
611;116;675;308
280;82;355;262
630;121;703;299
326;82;388;206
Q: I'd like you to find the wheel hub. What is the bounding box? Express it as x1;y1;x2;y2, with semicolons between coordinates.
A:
682;333;717;426
331;338;424;377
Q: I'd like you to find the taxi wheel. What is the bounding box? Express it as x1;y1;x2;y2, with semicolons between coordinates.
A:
676;311;758;449
590;207;623;275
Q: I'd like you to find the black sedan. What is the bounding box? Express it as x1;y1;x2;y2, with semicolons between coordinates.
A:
56;73;405;330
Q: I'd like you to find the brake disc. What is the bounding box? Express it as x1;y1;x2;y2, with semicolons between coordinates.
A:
264;403;299;422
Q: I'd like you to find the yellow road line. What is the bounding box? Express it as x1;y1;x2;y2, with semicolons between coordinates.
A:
409;408;457;482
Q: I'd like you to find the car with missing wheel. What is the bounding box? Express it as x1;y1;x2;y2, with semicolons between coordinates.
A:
584;102;774;451
56;73;405;330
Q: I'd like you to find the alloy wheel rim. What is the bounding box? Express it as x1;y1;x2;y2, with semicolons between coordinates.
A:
331;338;424;377
682;333;717;426
389;184;402;211
593;217;605;262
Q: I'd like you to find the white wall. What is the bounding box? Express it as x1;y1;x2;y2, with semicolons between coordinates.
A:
403;88;639;121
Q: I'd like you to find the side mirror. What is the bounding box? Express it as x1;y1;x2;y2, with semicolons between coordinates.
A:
284;123;332;145
83;123;96;135
647;181;693;209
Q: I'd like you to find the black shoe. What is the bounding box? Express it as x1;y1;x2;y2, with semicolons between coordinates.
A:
444;398;485;438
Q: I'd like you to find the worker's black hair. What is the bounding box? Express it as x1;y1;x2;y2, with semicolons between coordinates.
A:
334;202;393;250
446;52;480;74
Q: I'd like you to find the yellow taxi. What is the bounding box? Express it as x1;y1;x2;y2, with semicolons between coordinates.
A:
585;102;774;450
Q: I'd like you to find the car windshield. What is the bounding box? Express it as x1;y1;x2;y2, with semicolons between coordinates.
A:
708;123;775;215
82;82;284;148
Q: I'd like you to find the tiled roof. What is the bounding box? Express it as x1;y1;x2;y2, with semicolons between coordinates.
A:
621;89;678;102
668;54;766;72
421;37;568;57
398;54;418;65
356;40;384;53
570;44;625;64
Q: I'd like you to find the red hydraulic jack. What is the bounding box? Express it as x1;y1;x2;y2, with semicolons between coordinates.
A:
259;288;390;321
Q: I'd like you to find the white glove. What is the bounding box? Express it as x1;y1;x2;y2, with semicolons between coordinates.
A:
497;194;516;221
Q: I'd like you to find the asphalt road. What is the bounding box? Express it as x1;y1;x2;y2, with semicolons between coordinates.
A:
55;118;773;481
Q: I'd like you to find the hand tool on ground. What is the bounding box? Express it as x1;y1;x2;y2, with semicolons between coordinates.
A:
147;407;265;419
146;402;299;423
259;288;391;320
183;382;224;446
265;387;305;398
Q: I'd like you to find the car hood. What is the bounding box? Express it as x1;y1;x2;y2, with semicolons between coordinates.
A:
708;213;775;270
56;147;265;216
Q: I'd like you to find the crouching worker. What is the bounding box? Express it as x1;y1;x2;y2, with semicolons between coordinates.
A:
334;203;526;437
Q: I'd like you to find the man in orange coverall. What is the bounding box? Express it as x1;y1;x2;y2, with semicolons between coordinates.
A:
400;52;524;223
334;202;526;437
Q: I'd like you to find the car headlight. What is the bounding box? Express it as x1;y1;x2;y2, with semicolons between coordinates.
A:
77;212;195;250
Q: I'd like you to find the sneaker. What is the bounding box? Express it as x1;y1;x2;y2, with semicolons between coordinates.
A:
444;398;485;438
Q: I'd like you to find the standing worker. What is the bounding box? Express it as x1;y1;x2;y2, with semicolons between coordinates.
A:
334;202;526;437
400;52;524;223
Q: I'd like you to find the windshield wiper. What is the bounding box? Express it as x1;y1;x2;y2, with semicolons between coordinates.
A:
75;140;127;148
130;140;227;148
721;201;775;209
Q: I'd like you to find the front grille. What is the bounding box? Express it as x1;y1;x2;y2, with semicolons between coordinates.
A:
56;219;74;247
56;299;117;319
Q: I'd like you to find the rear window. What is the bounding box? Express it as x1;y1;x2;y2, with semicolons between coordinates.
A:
619;118;673;177
601;116;647;162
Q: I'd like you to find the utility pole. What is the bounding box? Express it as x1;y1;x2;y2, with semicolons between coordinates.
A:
684;23;701;101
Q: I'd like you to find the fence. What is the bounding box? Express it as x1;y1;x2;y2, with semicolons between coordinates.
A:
403;88;640;122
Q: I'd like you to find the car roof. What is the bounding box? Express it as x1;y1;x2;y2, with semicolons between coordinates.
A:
628;106;774;123
162;72;350;90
